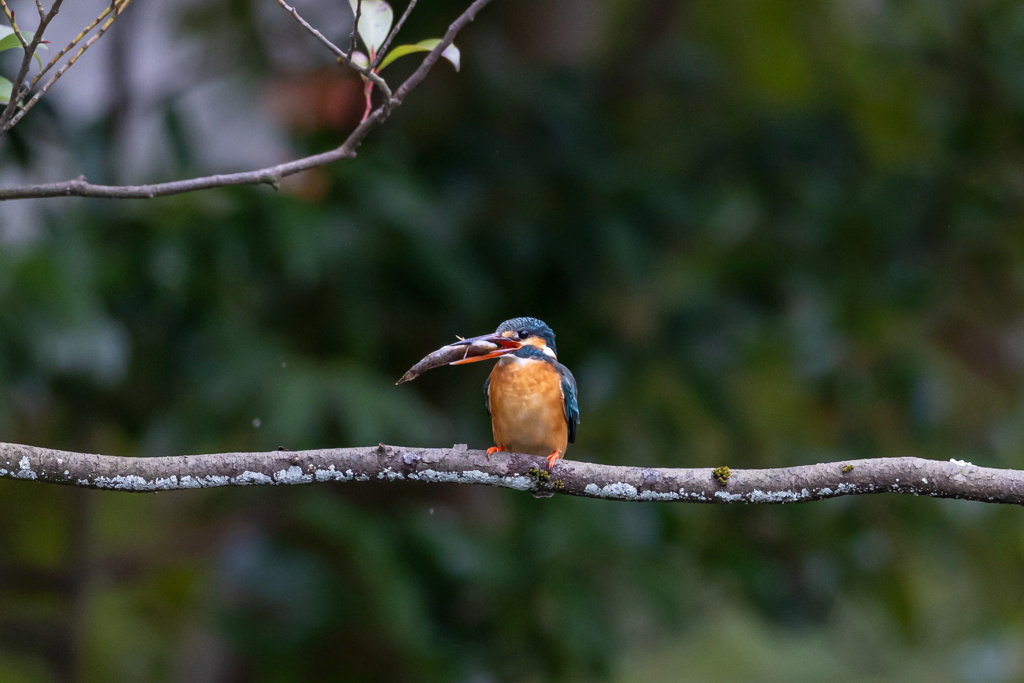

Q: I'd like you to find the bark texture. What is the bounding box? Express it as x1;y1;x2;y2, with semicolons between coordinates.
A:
1;442;1021;505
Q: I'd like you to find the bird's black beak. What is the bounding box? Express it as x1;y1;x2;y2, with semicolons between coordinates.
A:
448;333;522;364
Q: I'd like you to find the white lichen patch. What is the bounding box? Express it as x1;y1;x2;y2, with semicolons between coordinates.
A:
72;464;368;491
582;483;710;502
949;458;973;467
409;469;457;483
746;488;811;504
605;482;639;498
638;489;682;501
179;475;231;488
91;475;158;490
234;471;274;485
713;490;744;502
313;465;359;482
273;465;313;485
14;456;37;480
409;468;534;492
105;473;248;491
583;482;639;499
376;467;404;482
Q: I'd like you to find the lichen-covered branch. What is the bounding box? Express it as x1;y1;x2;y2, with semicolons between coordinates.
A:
0;0;495;200
2;441;1023;505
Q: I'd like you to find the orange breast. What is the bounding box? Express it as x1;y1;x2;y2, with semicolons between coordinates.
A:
487;359;568;456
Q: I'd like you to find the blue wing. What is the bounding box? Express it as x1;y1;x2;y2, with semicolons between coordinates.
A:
557;363;580;444
483;375;491;416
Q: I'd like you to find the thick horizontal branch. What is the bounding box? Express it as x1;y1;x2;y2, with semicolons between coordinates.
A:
1;441;1022;505
0;0;495;200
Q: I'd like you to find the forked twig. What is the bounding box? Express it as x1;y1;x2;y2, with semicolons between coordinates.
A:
273;0;391;102
0;0;64;131
31;0;127;88
0;0;496;199
5;0;134;130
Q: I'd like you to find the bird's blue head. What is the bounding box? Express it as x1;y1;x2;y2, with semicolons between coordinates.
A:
494;317;557;357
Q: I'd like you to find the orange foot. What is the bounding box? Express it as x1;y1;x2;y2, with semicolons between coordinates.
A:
545;449;563;471
486;445;506;456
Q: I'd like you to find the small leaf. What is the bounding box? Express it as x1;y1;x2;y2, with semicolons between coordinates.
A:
0;75;12;105
347;0;393;55
0;28;48;67
0;28;31;53
377;39;460;72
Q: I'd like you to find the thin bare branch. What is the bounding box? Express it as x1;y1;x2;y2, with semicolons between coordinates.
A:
1;442;1022;505
349;0;361;55
371;0;417;70
274;0;348;59
0;0;496;200
0;116;370;198
6;0;134;130
30;0;123;88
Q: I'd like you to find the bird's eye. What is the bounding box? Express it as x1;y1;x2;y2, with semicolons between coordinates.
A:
517;329;530;340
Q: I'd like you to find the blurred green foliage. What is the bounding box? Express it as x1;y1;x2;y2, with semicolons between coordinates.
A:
3;0;1024;680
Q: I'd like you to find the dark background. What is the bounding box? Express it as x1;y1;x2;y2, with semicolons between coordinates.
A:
2;0;1024;680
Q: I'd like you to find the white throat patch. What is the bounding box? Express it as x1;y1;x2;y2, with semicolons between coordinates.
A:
498;344;556;365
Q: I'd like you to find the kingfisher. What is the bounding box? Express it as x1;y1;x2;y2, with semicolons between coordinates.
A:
450;317;580;470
